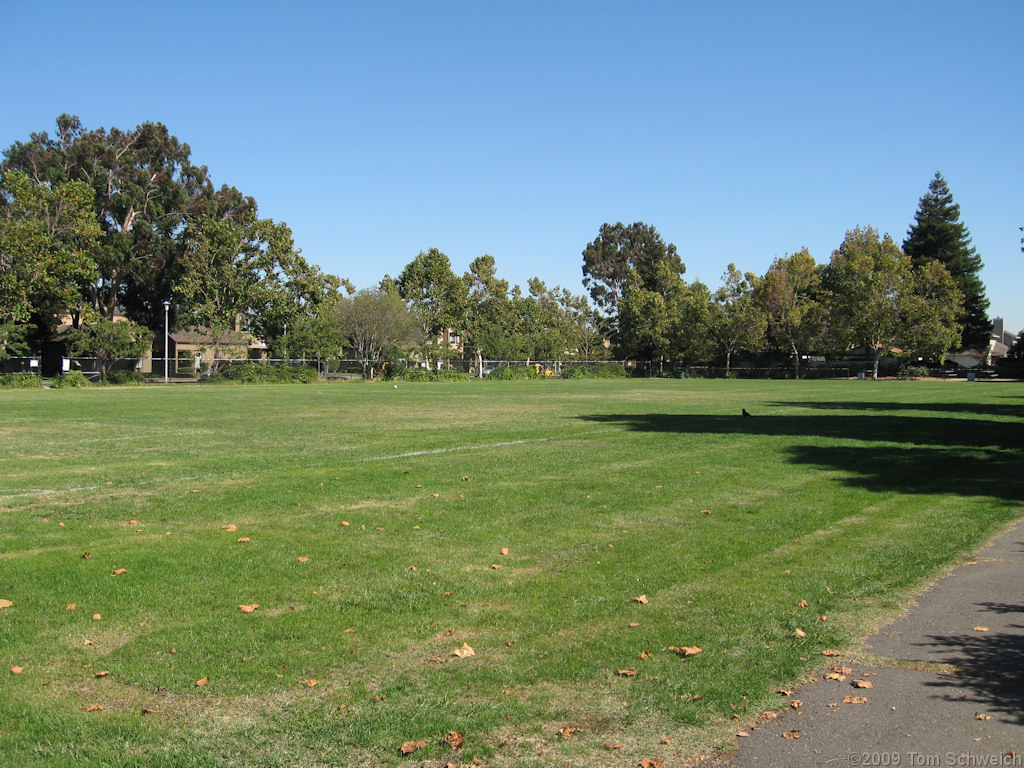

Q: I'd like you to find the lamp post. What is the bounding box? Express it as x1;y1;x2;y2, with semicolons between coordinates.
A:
163;300;170;383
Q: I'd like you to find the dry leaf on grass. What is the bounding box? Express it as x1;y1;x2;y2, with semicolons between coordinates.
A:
794;628;806;638
303;679;317;687
632;594;649;604
236;538;251;543
500;547;509;556
221;524;238;532
451;643;475;659
195;676;209;687
640;759;664;768
297;556;310;563
94;670;110;678
238;604;259;613
670;645;703;656
92;614;102;621
604;742;625;750
85;704;103;712
443;731;464;749
0;599;13;611
10;666;23;674
797;599;809;607
66;604;77;611
616;669;636;677
821;649;842;657
111;568;128;576
638;650;652;660
557;726;579;739
400;740;427;755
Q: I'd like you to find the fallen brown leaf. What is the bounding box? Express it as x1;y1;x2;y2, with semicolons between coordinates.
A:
973;626;989;632
297;556;310;563
638;650;652;660
737;731;750;737
500;547;509;556
82;552;93;559
604;742;625;750
400;740;427;755
443;731;464;749
852;680;873;689
616;668;636;677
94;670;110;678
221;524;239;532
85;704;103;712
92;613;102;621
0;599;14;611
797;599;809;607
303;679;317;687
790;699;803;708
451;643;475;659
670;645;703;656
111;568;128;576
794;628;807;638
66;603;77;611
782;730;801;739
10;666;23;674
632;594;649;604
825;673;847;681
640;759;664;768
557;726;579;739
238;604;259;613
195;676;209;687
821;649;842;657
341;521;351;526
236;537;251;543
777;688;795;696
842;695;868;704
975;712;992;720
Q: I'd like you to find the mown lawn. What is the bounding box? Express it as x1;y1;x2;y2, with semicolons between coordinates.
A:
1;378;1021;767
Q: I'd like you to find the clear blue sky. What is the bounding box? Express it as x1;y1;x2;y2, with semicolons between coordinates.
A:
4;1;1022;335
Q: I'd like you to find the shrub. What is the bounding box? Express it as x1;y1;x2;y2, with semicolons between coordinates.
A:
0;372;43;389
393;368;468;382
104;370;145;386
561;363;627;379
487;366;545;381
207;362;321;384
901;365;930;379
51;371;89;388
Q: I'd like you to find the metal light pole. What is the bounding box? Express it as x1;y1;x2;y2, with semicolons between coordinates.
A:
163;300;170;383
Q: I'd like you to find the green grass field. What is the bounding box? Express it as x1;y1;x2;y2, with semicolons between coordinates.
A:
1;379;1022;767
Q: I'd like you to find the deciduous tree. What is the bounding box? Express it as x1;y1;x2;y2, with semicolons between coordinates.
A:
0;170;99;358
756;248;822;378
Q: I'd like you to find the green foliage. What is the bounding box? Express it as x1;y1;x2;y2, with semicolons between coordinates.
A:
560;362;627;379
50;370;89;388
903;172;990;348
66;315;151;381
900;364;931;379
393;367;468;382
0;170;100;355
486;365;545;380
207;362;320;384
103;369;146;386
0;372;42;388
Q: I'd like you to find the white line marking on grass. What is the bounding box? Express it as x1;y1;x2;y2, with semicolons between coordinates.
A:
0;474;223;500
360;431;614;462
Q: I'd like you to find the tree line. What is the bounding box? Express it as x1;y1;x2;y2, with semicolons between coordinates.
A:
0;116;995;380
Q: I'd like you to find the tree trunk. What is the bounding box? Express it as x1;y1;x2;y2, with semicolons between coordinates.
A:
792;343;800;379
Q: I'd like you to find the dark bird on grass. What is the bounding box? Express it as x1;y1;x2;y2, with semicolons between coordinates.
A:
742;408;752;417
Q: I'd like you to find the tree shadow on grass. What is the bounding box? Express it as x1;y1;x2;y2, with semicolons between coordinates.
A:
769;400;1024;420
577;412;1024;504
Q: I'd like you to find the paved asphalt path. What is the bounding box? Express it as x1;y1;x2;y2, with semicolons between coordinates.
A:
708;520;1024;768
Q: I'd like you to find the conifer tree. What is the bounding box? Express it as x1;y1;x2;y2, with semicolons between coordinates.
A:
903;172;990;349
